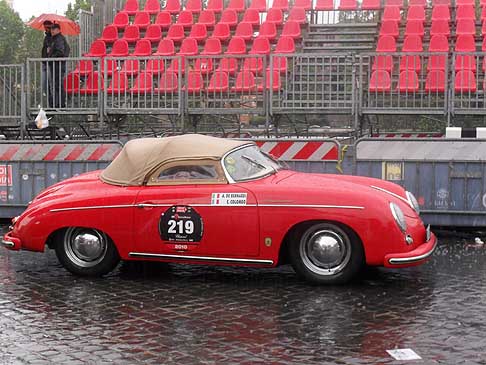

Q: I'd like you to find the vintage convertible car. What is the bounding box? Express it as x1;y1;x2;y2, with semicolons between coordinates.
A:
2;135;437;284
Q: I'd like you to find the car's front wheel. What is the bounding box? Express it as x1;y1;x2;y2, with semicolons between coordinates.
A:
54;227;120;277
290;222;364;285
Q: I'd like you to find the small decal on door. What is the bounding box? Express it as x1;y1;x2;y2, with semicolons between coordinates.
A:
159;205;203;243
211;193;247;206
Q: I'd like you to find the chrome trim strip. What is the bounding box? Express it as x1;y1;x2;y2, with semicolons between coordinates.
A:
259;204;364;209
388;239;437;265
371;185;411;206
50;204;135;212
1;239;15;248
129;252;274;265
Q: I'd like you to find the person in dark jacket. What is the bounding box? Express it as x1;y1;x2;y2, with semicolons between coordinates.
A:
47;24;70;108
41;21;52;98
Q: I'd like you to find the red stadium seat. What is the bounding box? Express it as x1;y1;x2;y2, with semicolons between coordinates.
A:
242;9;260;27
104;59;119;76
483;37;486;51
207;71;229;92
250;0;266;12
120;59;140;76
112;12;129;29
167;57;186;74
361;0;380;10
154;39;175;56
178;38;199;55
400;36;422;71
109;39;129;57
402;35;422;51
235;22;254;41
315;0;334;10
456;5;475;21
482;20;486;36
80;72;104;95
275;36;295;53
177;11;194;28
64;72;80;94
99;25;118;43
144;24;162;43
207;0;224;12
294;0;312;10
144;0;160;14
156;11;172;29
372;55;393;72
73;60;93;76
155;72;178;93
369;70;391;92
288;7;307;24
282;21;301;39
409;0;426;5
133;12;151;29
107;72;129;94
456;55;477;72
397;70;419;92
385;0;403;7
233;71;256;92
455;34;476;51
425;70;445;92
185;0;202;13
266;8;284;26
400;56;422;71
250;37;271;54
243;58;264;74
164;0;181;14
198;10;216;27
456;0;474;5
258;22;277;41
131;72;153;94
166;24;185;42
455;70;476;92
380;20;399;38
212;23;231;42
432;0;450;4
85;40;106;57
202;37;222;54
258;70;281;91
376;35;396;52
195;58;214;74
456;19;476;36
481;6;486;21
219;9;238;28
339;0;357;10
405;20;424;38
226;37;247;54
227;0;246;13
407;6;425;22
132;39;152;56
272;56;288;73
189;23;207;42
123;0;139;15
272;0;289;11
122;25;140;43
430;20;450;37
427;35;448;71
431;5;450;21
186;71;204;93
216;58;238;75
145;59;165;75
383;6;401;22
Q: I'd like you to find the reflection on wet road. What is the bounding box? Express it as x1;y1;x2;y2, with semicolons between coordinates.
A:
1;227;486;364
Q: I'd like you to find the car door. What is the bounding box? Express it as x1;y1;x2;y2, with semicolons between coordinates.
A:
131;161;260;258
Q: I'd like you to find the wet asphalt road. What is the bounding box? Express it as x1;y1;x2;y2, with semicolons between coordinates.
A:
1;225;486;364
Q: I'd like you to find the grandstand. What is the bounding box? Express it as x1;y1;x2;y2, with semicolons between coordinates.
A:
1;0;486;139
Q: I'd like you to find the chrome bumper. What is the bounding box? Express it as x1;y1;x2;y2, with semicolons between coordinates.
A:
386;234;438;266
1;238;15;248
1;232;21;250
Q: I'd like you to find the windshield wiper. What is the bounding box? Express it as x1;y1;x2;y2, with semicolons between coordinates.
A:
242;155;266;170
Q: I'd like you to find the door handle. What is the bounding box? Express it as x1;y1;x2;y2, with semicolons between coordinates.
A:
137;202;157;209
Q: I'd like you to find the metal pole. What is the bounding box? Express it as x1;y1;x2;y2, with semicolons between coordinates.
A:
20;64;26;139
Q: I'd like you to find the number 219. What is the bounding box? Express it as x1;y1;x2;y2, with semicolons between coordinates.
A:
168;220;194;234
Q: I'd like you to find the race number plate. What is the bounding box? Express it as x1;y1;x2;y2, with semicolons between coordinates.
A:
159;205;203;243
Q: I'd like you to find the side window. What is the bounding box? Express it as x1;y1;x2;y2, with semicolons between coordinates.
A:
158;165;218;181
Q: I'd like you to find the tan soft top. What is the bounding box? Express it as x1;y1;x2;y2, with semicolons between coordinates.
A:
101;134;252;186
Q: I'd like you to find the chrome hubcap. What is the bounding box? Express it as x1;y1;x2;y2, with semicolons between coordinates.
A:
300;228;351;276
64;228;107;268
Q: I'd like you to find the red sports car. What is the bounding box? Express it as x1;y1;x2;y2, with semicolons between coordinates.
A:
2;135;437;284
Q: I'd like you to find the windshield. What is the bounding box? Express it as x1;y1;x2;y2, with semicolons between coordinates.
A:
223;145;281;182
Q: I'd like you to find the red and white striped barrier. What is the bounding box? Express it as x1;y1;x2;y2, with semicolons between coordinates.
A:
371;133;444;138
0;143;122;162
254;140;339;161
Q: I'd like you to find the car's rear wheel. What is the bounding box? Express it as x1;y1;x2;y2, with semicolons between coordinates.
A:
290;222;364;285
54;227;120;277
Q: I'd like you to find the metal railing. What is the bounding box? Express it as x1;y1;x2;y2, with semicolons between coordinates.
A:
0;65;24;123
451;53;486;115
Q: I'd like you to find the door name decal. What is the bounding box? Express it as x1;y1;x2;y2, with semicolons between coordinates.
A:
211;193;247;206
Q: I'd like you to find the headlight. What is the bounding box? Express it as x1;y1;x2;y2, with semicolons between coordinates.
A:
390;202;407;232
406;191;420;214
